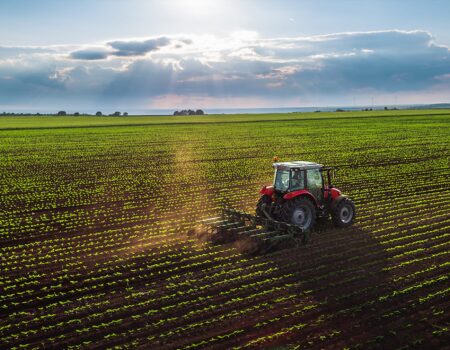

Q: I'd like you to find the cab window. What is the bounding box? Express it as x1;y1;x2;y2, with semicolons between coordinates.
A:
290;169;305;190
274;170;290;192
306;169;322;190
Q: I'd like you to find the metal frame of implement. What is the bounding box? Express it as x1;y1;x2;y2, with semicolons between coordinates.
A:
201;208;310;251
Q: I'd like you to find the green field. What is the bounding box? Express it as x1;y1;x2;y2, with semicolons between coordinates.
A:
1;110;449;349
1;109;449;129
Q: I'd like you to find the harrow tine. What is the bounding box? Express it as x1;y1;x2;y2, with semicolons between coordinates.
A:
249;231;276;240
201;206;306;253
202;219;231;227
237;228;267;237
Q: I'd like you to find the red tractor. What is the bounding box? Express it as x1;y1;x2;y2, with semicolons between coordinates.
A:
256;161;355;231
201;161;355;252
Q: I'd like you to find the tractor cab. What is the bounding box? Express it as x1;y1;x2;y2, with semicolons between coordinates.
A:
272;161;339;203
258;160;355;230
273;161;324;196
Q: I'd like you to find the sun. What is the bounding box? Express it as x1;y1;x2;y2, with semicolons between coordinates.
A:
168;0;221;16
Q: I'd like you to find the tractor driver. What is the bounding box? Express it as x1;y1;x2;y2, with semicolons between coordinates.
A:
291;170;304;190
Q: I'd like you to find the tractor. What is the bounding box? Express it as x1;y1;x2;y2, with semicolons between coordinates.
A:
200;161;355;253
256;161;355;230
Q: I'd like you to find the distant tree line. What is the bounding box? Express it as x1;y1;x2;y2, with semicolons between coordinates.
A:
335;107;400;112
57;111;129;116
361;107;398;111
2;110;209;117
173;109;205;116
0;111;130;116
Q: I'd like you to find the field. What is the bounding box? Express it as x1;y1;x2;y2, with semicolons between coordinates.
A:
1;110;449;349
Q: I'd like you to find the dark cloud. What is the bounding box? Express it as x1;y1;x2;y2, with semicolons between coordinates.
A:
70;48;109;60
107;36;171;57
67;36;177;61
0;63;66;105
180;38;193;45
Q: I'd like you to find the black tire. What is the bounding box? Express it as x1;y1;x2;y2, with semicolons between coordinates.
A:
331;197;356;227
256;195;272;217
281;197;316;231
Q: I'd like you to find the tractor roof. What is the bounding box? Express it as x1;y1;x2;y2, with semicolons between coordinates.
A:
273;161;323;170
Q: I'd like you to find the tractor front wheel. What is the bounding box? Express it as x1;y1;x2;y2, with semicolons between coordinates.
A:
282;197;316;231
331;197;356;227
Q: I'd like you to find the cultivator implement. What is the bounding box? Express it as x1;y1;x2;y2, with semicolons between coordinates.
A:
201;208;310;254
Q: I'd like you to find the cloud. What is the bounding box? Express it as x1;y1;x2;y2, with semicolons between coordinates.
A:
66;36;180;61
0;46;56;57
107;36;172;57
1;30;450;110
70;48;109;60
435;73;450;81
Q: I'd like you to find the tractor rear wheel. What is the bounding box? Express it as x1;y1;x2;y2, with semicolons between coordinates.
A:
331;197;356;227
281;197;316;231
256;195;272;218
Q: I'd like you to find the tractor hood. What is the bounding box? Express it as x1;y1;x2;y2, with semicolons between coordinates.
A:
260;185;274;196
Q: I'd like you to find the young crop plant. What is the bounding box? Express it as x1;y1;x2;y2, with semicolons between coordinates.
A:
0;111;449;349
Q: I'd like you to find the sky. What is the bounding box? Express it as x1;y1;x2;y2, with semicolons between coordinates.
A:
1;0;450;113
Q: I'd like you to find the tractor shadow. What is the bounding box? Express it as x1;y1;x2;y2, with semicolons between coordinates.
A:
246;222;393;348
